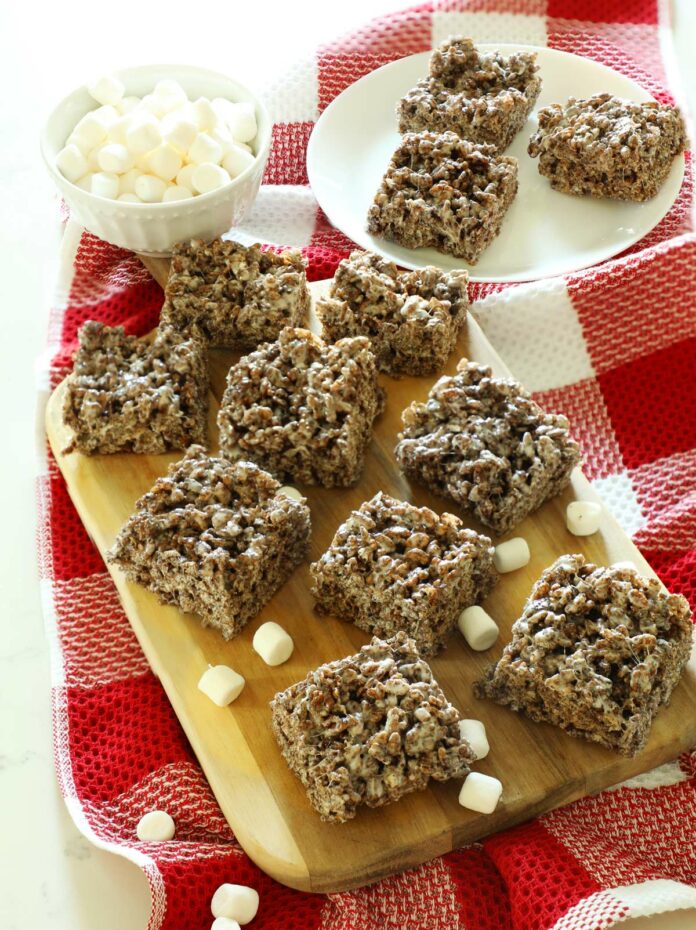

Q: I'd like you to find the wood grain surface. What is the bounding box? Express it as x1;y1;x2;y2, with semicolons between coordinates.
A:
45;265;696;892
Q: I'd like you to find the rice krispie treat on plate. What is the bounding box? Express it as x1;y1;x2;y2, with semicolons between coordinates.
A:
63;320;208;455
398;37;542;152
109;446;311;639
366;131;518;264
310;491;497;655
217;327;383;487
395;360;581;535
271;631;476;822
528;94;686;202
475;554;693;756
317;250;469;376
160;238;310;347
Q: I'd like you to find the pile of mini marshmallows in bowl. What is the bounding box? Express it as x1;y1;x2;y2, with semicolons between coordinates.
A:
55;75;258;203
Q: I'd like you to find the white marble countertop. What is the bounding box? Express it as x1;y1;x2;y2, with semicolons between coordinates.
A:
2;3;694;927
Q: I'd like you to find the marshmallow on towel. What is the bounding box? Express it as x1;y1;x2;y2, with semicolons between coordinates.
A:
136;810;176;842
211;884;259;924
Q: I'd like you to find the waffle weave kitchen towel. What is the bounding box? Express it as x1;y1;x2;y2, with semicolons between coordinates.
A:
37;2;696;928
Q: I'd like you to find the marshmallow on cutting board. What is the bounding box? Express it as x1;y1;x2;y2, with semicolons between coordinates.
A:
458;772;503;814
253;621;294;666
458;606;499;651
566;500;602;536
459;719;490;760
493;537;530;573
198;665;245;706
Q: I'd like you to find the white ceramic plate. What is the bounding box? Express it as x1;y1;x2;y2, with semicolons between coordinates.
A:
307;45;685;282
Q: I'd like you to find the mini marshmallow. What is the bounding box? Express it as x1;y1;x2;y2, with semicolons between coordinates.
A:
91;172;120;199
92;104;120;130
211;96;238;124
87;146;105;172
135;174;168;203
164;118;198;154
458;719;490;760
118;95;140;115
277;485;304;502
252;621;294;667
493;537;530;573
117;192;141;202
135;152;152;173
141;92;171;119
119;168;142;195
176;163;197;191
458;606;499;651
211;884;259;924
153;79;187;110
98;143;133;174
87;74;124;107
147;143;182;182
191;162;230;194
612;560;638;572
192;96;218;132
136;810;176;842
74;174;93;191
566;501;602;537
222;145;255;178
188;132;224;165
56;144;88;183
212;920;241;930
72;112;108;150
211;122;234;150
227;101;257;143
107;115;132;146
458;772;503;814
162;184;194;202
198;665;245;707
126;115;162;156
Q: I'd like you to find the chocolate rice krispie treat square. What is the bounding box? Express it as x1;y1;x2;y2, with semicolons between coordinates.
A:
395;360;581;535
310;491;497;655
317;250;469;376
271;631;476;822
528;94;686;202
160;239;310;347
217;327;383;487
476;555;693;756
63;321;208;455
109;446;311;639
366;131;518;264
398;37;541;152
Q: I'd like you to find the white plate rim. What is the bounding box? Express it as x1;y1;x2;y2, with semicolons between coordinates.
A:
307;43;686;283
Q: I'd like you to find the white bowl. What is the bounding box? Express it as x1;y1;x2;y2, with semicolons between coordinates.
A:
40;64;272;255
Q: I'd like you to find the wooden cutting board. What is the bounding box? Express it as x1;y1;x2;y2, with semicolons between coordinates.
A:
45;261;696;893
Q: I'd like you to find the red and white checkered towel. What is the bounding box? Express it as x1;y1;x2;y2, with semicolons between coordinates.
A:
37;3;696;929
